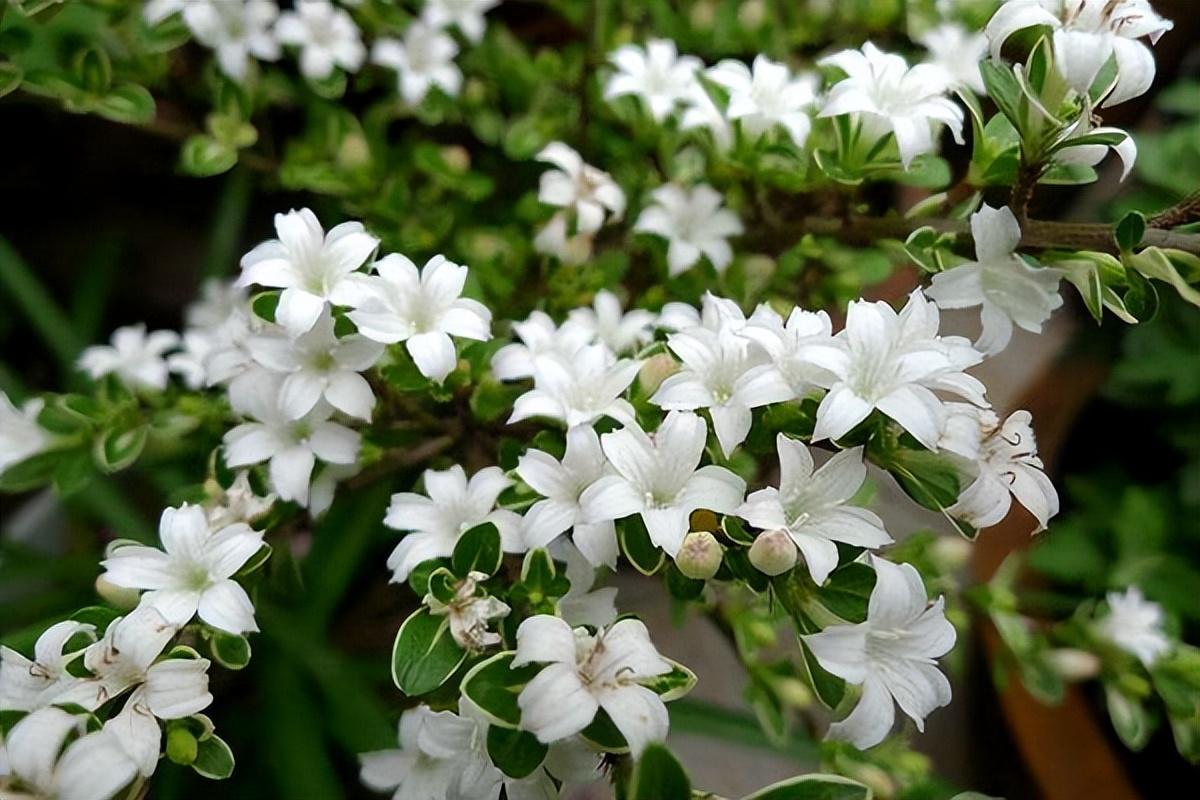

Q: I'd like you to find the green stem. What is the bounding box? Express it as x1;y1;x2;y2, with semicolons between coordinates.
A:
203;168;254;279
0;235;84;368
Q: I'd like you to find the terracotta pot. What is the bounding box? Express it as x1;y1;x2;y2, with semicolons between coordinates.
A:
970;355;1141;800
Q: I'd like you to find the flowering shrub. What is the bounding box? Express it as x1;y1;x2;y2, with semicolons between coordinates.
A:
2;1;1199;799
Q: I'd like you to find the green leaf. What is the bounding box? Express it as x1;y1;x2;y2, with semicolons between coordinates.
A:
452;522;503;578
980;61;1023;133
1058;130;1128;150
580;709;628;751
628;743;691;800
191;734;235;780
1115;211;1146;252
1122;267;1159;321
882;448;975;539
93;422;148;473
0;62;23;99
208;630;252;670
741;773;873;800
722;515;756;546
460;651;541;728
181;135;238;177
1127;247;1200;308
619;516;665;575
486;726;547;779
0;450;63;492
516;547;570;608
391;608;467;696
1105;685;1153;750
642;659;697;701
93;84;155;125
799;639;845;710
817;563;875;623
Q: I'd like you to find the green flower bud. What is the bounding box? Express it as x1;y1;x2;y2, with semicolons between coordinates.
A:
675;531;723;580
748;529;798;576
166;726;199;766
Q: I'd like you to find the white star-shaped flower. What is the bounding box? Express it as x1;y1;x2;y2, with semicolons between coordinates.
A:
1097;586;1171;666
420;0;500;43
535;142;626;246
566;289;656;355
384;465;524;582
680;80;734;150
927;205;1063;356
947;409;1059;531
490;310;592;381
247;310;384;420
237;208;380;335
509;345;641;429
275;0;366;80
0;392;49;474
182;0;281;82
223;372;361;506
804;290;987;449
634;183;744;276
426;572;511;651
0;621;95;712
517;425;618;568
79;325;179;392
604;39;702;121
513;616;672;756
986;0;1173;107
359;705;479;800
372;23;463;105
918;22;987;94
5;707;141;800
579;411;745;556
805;557;956;749
819;42;964;168
345;253;492;383
651;326;794;457
706;55;819;147
737;435;892;584
740;304;837;397
101;504;264;634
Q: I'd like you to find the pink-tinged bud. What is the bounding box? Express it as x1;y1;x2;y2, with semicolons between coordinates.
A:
1046;648;1101;681
638;352;679;395
748;529;798;576
675;531;723;580
95;575;140;610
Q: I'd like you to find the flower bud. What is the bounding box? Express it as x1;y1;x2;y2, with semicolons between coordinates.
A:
1046;648;1102;681
675;531;723;580
932;536;971;572
166;726;199;766
95;575;141;610
748;529;798;576
638;352;678;395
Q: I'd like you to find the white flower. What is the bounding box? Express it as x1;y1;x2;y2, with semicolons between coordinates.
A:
566;290;656;355
651;326;794;457
372;23;462;105
1053;117;1137;180
384;465;523;582
182;0;281;82
359;706;474;800
79;325;179;392
680;81;734;150
819;42;964;168
1097;586;1171;666
706;55;819;147
426;572;511;651
275;0;366;80
247;310;384;420
101;504;264;633
513;616;672;756
805;290;987;450
0;393;49;474
604;39;702;121
535;142;626;239
985;0;1173;107
421;0;500;43
206;471;277;529
5;707;140;800
948;409;1059;531
64;606;213;724
737;435;892;584
927;205;1063;356
918;23;988;94
143;0;184;25
658;291;748;334
579;411;745;556
740;304;837;396
345;253;492;383
223;373;361;506
491;311;592;381
237;208;379;335
509;345;641;429
169;280;260;389
0;621;94;712
634;184;744;276
805;557;956;749
517;426;618;567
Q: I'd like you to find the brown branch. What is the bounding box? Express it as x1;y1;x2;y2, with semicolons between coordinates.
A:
797;214;1200;256
1147;191;1200;229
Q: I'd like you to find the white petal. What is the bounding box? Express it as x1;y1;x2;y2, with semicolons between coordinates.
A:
198;580;259;634
407;331;458;383
517;663;599;744
828;674;895;749
596;684;669;757
513;615;577;666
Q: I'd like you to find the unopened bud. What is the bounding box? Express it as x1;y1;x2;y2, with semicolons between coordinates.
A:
95;575;141;610
638;352;678;395
1046;648;1101;681
166;726;198;766
748;529;798;576
675;531;723;580
441;145;471;174
932;536;971;572
737;0;767;28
